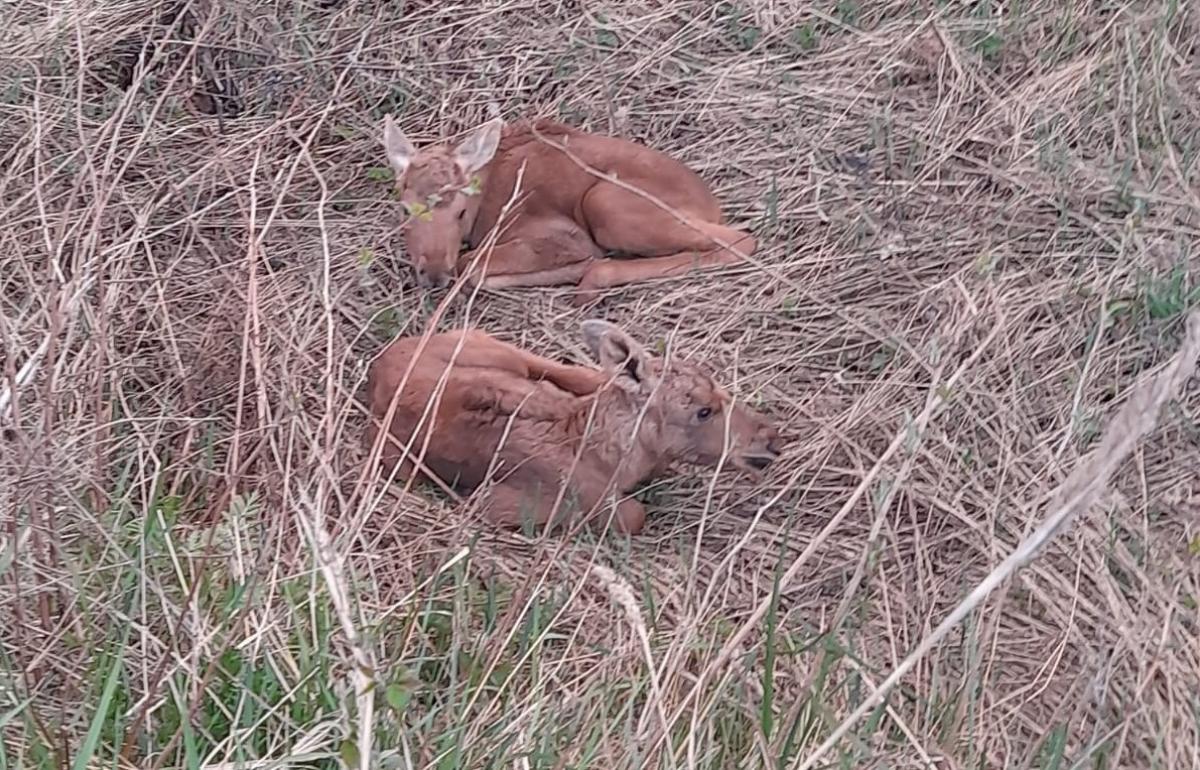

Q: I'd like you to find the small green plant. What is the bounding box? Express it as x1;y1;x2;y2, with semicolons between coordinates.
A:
1034;112;1068;175
375;85;411;120
1112;158;1149;217
592;12;619;49
557;100;587;123
760;173;780;232
790;23;820;51
357;246;375;266
1140;263;1200;321
974;31;1003;61
2;74;22;103
1071;406;1101;445
834;0;860;27
371;306;405;339
1034;723;1070;769
975;251;1001;275
1044;11;1083;64
717;3;761;50
552;54;577;80
868;340;897;373
402;199;433;221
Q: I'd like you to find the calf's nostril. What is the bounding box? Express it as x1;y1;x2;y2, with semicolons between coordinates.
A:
746;455;773;471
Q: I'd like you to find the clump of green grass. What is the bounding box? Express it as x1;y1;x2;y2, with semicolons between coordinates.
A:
1140;263;1200;323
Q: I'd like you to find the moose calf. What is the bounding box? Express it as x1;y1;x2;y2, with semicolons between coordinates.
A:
365;321;783;534
383;116;756;304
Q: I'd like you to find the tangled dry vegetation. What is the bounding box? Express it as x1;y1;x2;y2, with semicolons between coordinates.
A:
2;1;1199;768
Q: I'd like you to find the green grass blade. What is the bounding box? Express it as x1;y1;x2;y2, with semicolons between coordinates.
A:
70;622;133;770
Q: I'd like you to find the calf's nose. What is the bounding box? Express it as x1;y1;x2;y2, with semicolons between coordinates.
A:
760;425;784;455
414;265;452;290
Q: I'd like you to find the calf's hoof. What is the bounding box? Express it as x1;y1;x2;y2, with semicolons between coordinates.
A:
570;285;605;308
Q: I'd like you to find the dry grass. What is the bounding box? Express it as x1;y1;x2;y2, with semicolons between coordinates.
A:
2;1;1200;768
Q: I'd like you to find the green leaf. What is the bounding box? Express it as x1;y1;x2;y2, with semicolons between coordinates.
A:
594;18;619;49
70;623;133;770
1105;299;1133;319
1188;536;1200;557
366;166;394;182
339;739;360;769
790;24;819;51
385;682;412;712
0;695;36;731
902;409;919;452
976;32;1003;61
1038;723;1068;770
403;200;430;221
357;247;375;266
736;25;761;50
834;0;860;25
869;345;894;372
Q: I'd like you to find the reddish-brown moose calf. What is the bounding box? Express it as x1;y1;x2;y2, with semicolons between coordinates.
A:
382;116;757;303
365;321;783;534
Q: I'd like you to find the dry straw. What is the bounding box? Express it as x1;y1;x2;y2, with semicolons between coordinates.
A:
3;1;1200;767
796;309;1200;769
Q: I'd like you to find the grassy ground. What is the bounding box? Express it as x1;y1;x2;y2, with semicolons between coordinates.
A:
2;0;1199;768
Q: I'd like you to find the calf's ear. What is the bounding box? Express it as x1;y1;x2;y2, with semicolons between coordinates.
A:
454;117;503;174
581;320;654;388
383;114;415;178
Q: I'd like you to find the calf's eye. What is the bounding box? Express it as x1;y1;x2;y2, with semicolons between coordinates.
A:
696;407;713;421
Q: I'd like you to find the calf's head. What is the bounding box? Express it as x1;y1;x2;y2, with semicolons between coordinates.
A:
383;116;503;289
581;320;784;474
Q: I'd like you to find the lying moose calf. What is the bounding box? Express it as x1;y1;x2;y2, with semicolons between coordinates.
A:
365;321;784;534
382;116;756;302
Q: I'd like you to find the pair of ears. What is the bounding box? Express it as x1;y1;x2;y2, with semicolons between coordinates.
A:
383;115;504;180
380;122;653;386
581;320;655;388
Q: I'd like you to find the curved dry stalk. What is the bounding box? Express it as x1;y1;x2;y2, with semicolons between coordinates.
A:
793;310;1200;770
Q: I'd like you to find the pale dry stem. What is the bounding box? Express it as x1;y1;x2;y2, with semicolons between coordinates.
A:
797;310;1200;770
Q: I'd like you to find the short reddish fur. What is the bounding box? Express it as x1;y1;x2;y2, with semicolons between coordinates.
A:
365;321;783;534
383;117;757;303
